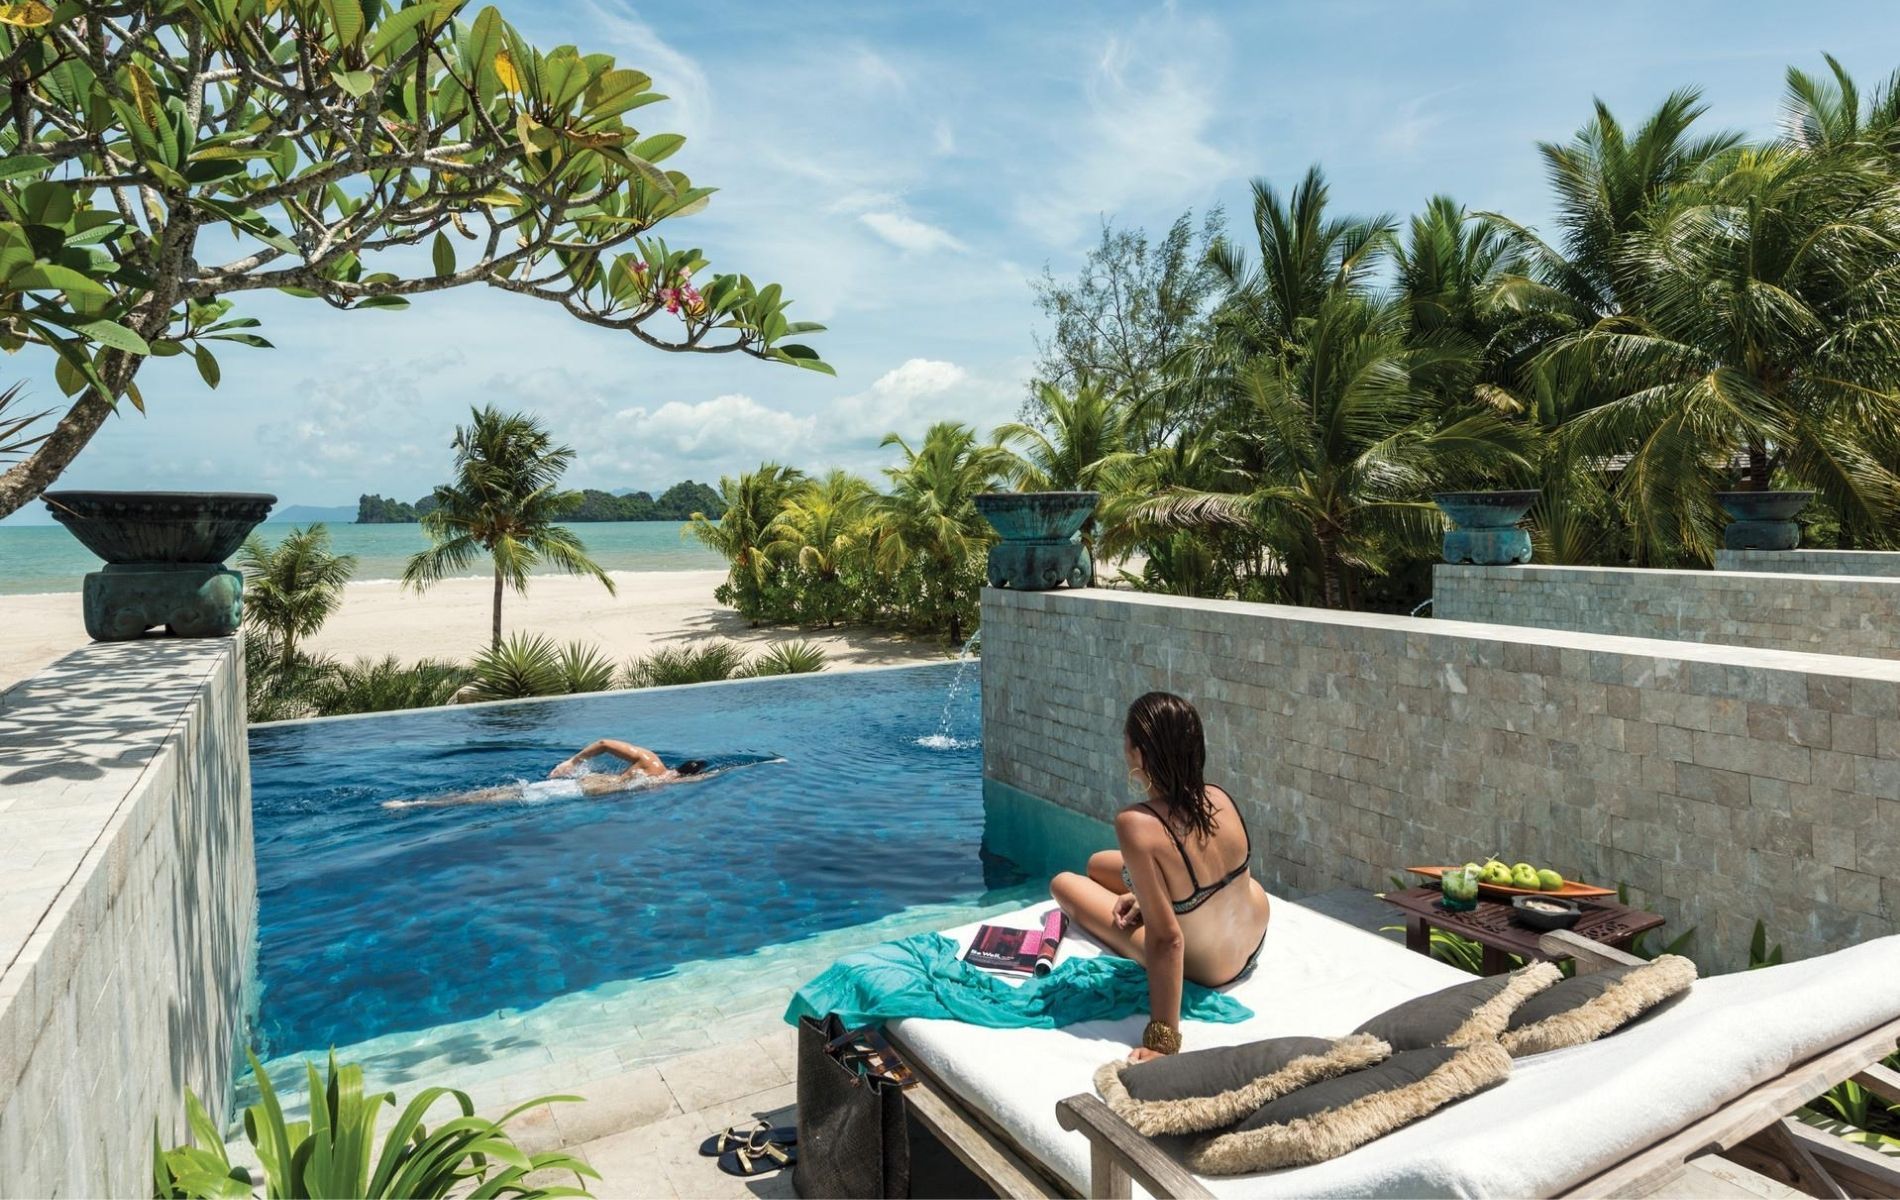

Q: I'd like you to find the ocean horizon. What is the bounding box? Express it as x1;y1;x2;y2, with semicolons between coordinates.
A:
0;520;722;596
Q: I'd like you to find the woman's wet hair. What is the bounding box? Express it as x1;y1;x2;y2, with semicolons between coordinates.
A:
1124;691;1216;838
674;759;709;777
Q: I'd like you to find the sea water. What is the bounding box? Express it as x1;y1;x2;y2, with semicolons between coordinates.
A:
0;519;721;594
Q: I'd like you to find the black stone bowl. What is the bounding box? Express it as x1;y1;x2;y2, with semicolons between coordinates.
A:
1432;489;1542;530
975;491;1100;542
1713;490;1814;524
43;490;278;565
1511;895;1582;931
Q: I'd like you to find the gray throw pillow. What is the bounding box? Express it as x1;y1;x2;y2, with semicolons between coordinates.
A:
1094;1034;1390;1136
1501;954;1696;1056
1184;1044;1512;1174
1351;962;1561;1051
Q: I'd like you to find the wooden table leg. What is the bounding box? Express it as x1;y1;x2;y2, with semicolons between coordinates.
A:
1405;914;1429;955
1481;943;1514;976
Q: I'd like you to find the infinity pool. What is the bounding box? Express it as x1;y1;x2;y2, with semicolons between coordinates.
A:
245;663;1028;1061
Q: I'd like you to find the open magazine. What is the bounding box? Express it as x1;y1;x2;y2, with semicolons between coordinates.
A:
963;910;1068;976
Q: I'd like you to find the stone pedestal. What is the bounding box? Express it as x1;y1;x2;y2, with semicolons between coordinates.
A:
986;538;1091;590
81;564;244;640
1442;527;1533;566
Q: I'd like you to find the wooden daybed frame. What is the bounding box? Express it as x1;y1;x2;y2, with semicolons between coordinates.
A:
886;931;1900;1200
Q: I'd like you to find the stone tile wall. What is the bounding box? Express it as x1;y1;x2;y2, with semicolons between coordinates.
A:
1435;563;1900;660
1716;549;1900;577
0;639;254;1198
981;587;1898;969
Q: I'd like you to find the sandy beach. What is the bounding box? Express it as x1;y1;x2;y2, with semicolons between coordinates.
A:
0;569;948;690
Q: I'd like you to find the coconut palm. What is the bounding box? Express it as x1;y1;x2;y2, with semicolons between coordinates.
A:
687;463;807;624
764;470;875;626
1131;293;1531;608
1551;143;1900;561
237;524;359;672
876;421;1013;643
402;406;612;648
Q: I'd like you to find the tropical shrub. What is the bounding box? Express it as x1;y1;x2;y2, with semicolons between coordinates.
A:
621;642;750;688
314;657;470;716
153;1051;594;1199
467;633;565;700
0;0;827;519
745;641;830;677
555;642;619;694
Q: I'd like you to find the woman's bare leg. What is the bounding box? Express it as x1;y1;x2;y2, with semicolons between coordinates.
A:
1051;872;1147;964
1086;850;1130;893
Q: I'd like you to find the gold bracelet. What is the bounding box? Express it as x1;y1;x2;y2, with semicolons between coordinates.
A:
1141;1020;1181;1055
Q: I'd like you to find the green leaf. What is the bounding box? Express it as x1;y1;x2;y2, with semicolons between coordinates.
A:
321;0;366;46
464;6;505;110
71;319;150;354
0;154;50;181
13;263;107;299
205;332;274;349
354;295;411;310
367;0;452;63
431;230;455;278
194;344;221;388
21;180;73;225
629;133;684;164
332;68;375;99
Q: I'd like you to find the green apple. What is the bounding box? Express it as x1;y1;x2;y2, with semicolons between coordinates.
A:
1512;861;1535;875
1537;868;1565;891
1482;862;1514;886
1511;864;1541;889
1462;861;1483;877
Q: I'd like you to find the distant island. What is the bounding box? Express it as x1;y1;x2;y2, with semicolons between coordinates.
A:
356;481;725;524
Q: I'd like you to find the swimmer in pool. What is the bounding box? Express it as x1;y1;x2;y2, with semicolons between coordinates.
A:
383;741;710;809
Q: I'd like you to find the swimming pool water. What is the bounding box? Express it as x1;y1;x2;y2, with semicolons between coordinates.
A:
245;664;1017;1059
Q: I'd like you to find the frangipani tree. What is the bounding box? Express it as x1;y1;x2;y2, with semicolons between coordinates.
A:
0;0;829;516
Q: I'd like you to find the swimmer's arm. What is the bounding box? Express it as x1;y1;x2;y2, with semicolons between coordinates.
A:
552;739;656;778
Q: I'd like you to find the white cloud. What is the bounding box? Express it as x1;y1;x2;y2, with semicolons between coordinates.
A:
828;358;980;448
858;211;968;254
615;393;816;460
573;1;713;141
1013;13;1237;246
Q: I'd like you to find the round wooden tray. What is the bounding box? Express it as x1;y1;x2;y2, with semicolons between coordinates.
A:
1407;865;1616;900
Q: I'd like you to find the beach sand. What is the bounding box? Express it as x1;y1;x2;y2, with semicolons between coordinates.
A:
0;569;949;690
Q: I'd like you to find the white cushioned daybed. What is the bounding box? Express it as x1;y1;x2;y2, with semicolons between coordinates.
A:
885;896;1900;1199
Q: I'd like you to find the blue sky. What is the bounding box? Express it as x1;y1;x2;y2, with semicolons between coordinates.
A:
12;1;1900;521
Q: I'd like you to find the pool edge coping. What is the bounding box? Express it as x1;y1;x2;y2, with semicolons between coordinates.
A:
248;656;964;728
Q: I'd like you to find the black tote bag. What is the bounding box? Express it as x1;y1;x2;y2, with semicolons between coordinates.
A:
793;1013;911;1199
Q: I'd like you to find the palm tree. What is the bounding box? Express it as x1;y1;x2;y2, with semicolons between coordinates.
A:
237;524;358;671
1551;142;1900;560
764;470;874;626
876;421;1013;643
1133;293;1530;608
995;379;1132;583
687;462;806;624
402;405;612;648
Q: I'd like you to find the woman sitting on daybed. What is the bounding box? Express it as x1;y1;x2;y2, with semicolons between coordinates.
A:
1051;691;1270;1063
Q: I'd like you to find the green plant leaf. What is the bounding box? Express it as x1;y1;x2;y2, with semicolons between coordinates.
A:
71;318;150;354
0;153;50;181
431;230;455;278
194;344;221;388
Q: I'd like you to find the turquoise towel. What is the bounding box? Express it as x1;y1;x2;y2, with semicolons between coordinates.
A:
783;932;1254;1030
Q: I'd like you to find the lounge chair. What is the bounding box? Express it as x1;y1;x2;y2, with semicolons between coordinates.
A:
883;896;1900;1198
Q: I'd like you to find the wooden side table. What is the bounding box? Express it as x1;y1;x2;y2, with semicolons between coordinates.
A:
1380;886;1666;975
